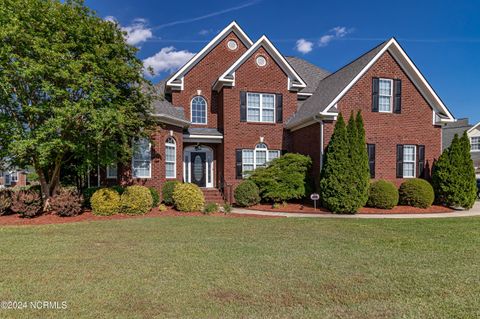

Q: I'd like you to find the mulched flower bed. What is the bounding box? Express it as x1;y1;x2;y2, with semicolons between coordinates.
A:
0;207;276;226
247;202;454;215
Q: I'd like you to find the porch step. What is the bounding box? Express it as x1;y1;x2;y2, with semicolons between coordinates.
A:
201;188;225;204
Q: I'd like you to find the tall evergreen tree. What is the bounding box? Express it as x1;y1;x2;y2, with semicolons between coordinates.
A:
355;111;370;206
320;114;356;213
432;132;477;209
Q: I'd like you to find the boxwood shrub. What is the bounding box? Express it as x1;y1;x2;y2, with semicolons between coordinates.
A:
50;187;83;217
172;183;204;212
120;185;153;215
399;179;434;208
149;187;160;207
91;188;120;216
234;180;260;207
162;181;179;205
367;180;399;209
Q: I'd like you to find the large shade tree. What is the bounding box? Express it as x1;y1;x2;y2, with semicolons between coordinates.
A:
0;0;154;204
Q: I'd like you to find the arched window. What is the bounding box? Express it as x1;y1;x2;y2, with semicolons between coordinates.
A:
191;96;207;124
165;137;176;178
241;143;280;177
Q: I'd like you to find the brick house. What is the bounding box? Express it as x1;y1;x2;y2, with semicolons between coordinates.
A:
103;21;455;202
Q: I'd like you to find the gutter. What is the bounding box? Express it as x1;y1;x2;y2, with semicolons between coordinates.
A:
150;113;190;128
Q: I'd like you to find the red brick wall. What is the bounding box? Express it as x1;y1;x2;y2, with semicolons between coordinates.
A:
291;123;321;184
171;32;248;129
221;46;297;187
107;124;184;193
321;51;442;185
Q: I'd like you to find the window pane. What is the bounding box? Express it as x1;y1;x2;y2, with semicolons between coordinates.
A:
262;94;274;109
166;145;175;162
256;150;267;166
242;150;254;164
247;108;260;122
262;109;274;122
133;138;150;161
379;96;391;112
403;146;415;162
191;96;206;124
403;163;414;177
166;163;175;178
379;79;392;96
472;137;480;151
247;93;260;107
268;150;280;161
107;164;117;178
133;160;150;178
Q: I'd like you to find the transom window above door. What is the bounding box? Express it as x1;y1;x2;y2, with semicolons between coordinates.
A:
378;78;393;112
191;96;207;124
247;93;275;123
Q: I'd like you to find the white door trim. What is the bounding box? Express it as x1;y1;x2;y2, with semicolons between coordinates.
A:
183;145;214;188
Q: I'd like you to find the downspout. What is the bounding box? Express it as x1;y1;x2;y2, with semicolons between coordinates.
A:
313;114;324;169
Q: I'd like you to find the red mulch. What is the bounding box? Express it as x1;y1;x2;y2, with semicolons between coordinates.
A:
0;207;276;226
248;202;454;215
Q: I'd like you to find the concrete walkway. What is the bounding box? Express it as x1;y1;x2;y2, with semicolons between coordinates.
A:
232;201;480;219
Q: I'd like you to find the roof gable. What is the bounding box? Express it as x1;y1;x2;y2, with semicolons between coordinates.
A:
468;121;480;134
166;21;253;91
286;38;455;129
214;35;306;91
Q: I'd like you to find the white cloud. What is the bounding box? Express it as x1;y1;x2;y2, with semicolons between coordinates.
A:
104;16;153;46
198;29;212;36
295;39;314;54
318;26;353;47
143;47;195;77
122;18;153;46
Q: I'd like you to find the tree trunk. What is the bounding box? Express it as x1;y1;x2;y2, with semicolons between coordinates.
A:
33;155;63;212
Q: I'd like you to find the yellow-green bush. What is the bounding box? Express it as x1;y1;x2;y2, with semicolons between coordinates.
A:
91;188;121;216
120;185;153;215
172;183;205;212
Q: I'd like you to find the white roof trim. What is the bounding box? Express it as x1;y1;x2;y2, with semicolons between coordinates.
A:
322;38;455;122
166;21;253;91
467;121;480;134
150;113;190;127
214;35;307;91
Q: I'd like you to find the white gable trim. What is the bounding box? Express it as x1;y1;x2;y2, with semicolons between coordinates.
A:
166;21;253;91
467;121;480;134
322;38;455;122
214;35;306;92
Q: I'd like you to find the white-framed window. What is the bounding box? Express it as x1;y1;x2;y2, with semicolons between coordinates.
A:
471;137;480;152
379;78;393;112
247;93;275;123
106;163;117;179
242;143;280;177
165;137;176;178
132;138;151;178
191;96;207;124
10;171;18;183
4;173;11;186
403;145;416;178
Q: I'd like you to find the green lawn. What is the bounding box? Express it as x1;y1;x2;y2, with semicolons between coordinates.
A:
0;216;479;319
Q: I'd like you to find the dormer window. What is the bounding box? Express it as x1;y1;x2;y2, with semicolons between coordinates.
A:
191;96;207;124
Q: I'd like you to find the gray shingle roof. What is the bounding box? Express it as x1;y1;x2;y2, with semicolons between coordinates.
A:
151;80;186;121
285;57;330;94
442;118;471;150
286;40;389;128
186;128;223;136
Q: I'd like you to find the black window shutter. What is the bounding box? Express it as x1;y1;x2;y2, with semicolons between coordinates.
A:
372;77;379;112
240;91;247;122
417;145;425;178
394;79;402;114
275;94;283;123
235;149;243;179
367;144;376;179
396;145;404;178
281;149;288;155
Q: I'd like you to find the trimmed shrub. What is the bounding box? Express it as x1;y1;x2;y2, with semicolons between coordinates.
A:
222;203;232;214
367;180;399;209
162;180;179;205
120;185;153;215
399;179;434;208
158;203;167;212
50;187;83;217
91;188;120;216
149;187;160;207
0;189;13;215
172;183;204;212
249;153;312;203
203;202;219;214
82;187;100;208
12;189;43;218
234;180;260;207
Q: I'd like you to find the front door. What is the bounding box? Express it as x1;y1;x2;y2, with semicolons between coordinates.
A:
190;152;206;187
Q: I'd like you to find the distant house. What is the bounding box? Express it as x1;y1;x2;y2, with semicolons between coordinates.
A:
442;118;480;178
0;168;27;188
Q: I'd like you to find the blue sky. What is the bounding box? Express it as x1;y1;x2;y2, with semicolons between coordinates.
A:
87;0;480;123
